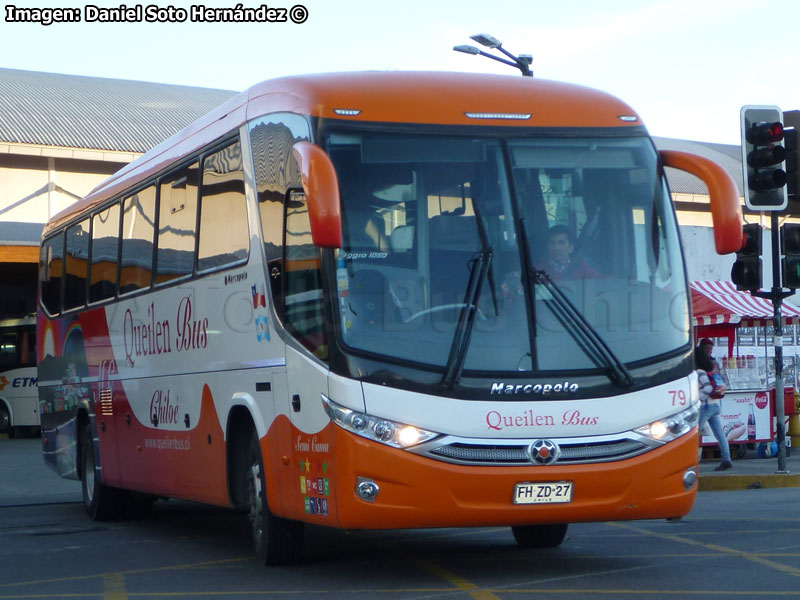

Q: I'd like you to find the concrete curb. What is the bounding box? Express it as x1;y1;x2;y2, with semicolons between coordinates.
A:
699;472;800;491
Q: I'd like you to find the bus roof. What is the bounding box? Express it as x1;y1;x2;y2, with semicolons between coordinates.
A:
44;71;642;235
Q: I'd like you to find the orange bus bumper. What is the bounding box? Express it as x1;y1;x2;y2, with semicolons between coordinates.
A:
331;426;699;530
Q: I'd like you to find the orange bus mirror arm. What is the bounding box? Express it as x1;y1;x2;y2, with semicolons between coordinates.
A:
659;150;743;255
292;141;343;249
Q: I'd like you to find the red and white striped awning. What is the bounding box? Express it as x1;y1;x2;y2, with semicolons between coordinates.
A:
691;280;800;326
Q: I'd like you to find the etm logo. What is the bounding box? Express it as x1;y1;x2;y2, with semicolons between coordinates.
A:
0;375;38;390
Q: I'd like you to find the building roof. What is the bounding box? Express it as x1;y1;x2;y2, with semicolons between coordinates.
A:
0;68;236;153
0;221;43;246
653;136;743;196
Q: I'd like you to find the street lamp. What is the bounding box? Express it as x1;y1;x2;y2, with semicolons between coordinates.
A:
453;33;532;77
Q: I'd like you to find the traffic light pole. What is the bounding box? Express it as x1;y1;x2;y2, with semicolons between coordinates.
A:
756;212;793;472
770;212;788;473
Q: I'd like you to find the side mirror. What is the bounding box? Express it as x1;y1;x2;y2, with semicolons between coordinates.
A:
291;141;343;248
660;150;743;254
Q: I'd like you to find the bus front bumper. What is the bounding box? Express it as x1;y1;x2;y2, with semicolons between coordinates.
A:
330;425;699;530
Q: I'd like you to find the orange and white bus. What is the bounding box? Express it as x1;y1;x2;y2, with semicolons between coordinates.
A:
38;71;742;564
0;316;38;437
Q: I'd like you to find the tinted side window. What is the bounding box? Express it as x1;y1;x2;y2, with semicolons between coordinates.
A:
284;191;326;360
40;233;64;315
248;114;310;306
0;331;18;369
157;163;199;284
64;219;90;310
0;328;35;369
90;203;120;303
120;186;156;294
197;141;249;271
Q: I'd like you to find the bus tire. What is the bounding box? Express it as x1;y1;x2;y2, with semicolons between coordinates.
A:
246;430;304;565
0;403;10;435
511;523;568;548
80;427;120;521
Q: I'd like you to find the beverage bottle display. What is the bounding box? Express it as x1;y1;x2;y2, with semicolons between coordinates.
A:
748;403;756;440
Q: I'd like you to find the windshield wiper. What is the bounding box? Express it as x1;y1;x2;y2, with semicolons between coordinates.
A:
472;203;499;316
516;218;633;389
533;269;636;389
441;247;493;390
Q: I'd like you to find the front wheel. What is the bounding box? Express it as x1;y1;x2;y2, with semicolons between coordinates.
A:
80;427;121;520
0;404;10;435
247;431;304;565
511;523;568;548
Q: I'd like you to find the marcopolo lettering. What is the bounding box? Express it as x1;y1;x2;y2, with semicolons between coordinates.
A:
490;381;579;395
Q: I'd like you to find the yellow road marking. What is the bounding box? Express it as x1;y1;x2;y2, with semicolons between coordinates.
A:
607;521;800;577
0;557;250;588
103;573;127;600
401;552;501;600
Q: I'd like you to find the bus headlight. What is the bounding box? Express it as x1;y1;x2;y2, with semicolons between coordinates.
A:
634;402;699;443
322;395;440;449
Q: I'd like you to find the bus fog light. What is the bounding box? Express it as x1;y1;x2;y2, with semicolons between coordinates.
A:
356;477;380;502
684;468;697;489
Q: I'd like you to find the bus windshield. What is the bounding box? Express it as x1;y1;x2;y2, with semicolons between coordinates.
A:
325;130;689;376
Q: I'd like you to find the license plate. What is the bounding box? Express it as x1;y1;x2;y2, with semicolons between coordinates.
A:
513;481;573;505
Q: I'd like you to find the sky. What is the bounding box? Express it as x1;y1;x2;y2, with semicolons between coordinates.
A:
2;0;800;145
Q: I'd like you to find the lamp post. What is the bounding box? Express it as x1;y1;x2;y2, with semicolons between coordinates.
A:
453;33;532;77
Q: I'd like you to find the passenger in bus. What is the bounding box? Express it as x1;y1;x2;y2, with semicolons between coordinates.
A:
540;225;598;281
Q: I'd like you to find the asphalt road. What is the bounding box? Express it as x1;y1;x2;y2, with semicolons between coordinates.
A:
3;435;800;599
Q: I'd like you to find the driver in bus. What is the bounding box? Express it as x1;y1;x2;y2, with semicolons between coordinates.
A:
541;225;598;281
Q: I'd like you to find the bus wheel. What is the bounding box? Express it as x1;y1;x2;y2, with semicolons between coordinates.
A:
511;523;568;548
80;427;120;521
0;404;10;434
246;431;304;565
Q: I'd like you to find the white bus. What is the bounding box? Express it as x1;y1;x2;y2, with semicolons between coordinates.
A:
39;71;742;564
0;317;39;437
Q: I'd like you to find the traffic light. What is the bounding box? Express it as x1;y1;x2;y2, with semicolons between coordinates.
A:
784;111;800;200
731;223;762;291
782;223;800;288
785;127;798;200
741;105;788;211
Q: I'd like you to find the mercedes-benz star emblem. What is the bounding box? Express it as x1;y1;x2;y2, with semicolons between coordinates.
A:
528;439;560;465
